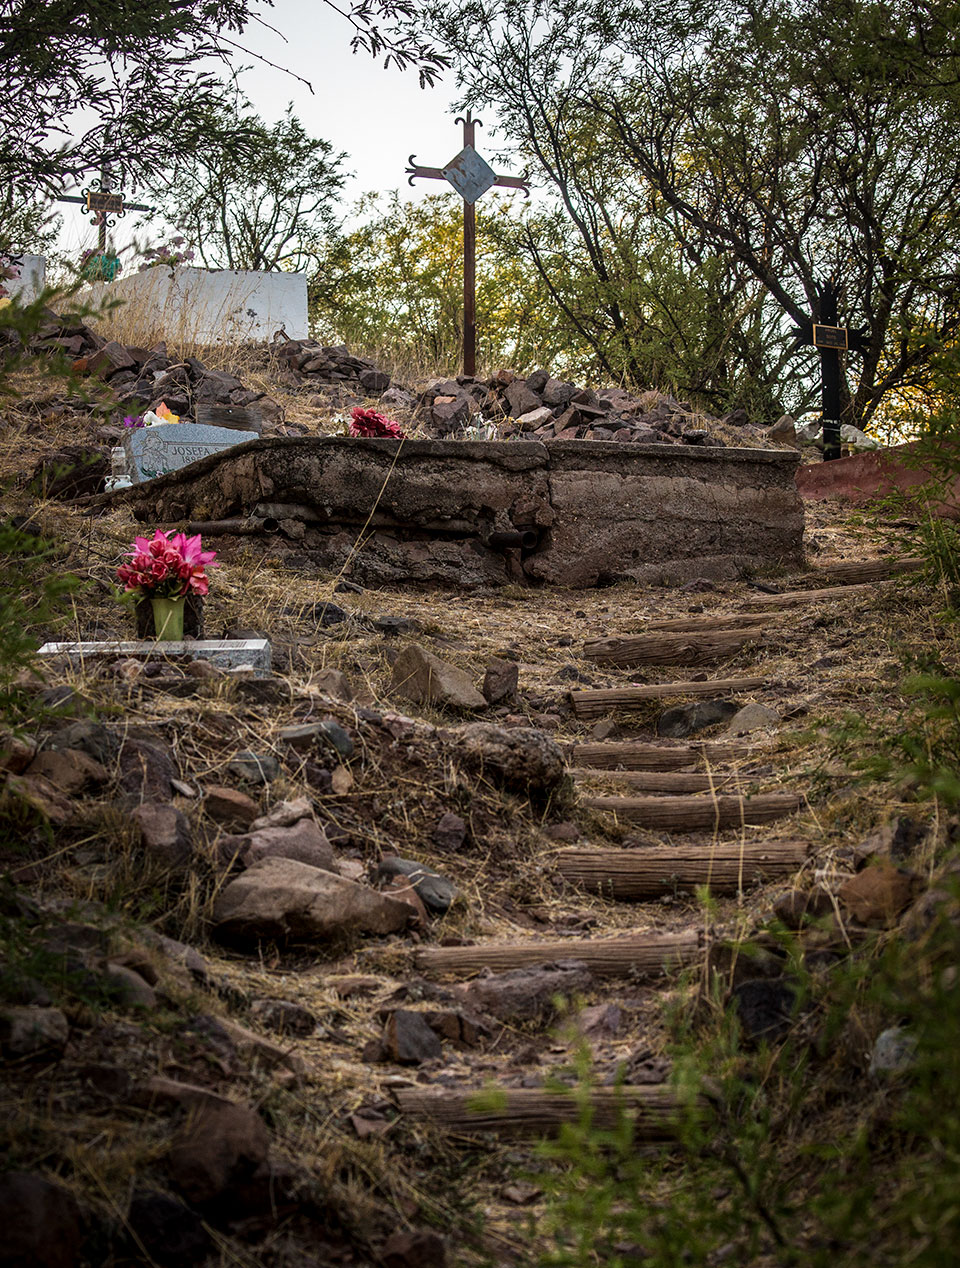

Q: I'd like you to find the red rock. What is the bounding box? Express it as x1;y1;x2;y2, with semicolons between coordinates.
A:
838;863;921;927
166;1101;271;1205
381;1229;447;1267
0;1172;82;1268
1;772;75;826
27;748;109;794
383;875;428;927
131;802;193;869
204;785;259;829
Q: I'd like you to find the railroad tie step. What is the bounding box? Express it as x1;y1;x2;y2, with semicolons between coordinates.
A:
566;739;756;770
556;840;810;899
569;676;766;719
393;1084;697;1138
579;791;803;829
572;769;760;794
414;930;701;979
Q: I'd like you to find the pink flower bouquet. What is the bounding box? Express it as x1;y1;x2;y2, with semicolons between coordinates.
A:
117;530;218;599
349;406;406;439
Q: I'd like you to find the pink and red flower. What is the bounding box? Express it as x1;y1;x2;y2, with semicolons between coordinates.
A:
348;407;406;439
117;530;218;598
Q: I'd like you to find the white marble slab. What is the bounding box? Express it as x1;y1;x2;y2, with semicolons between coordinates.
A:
38;639;271;676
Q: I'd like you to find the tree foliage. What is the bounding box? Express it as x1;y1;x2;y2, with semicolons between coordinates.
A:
430;0;960;426
0;0;448;205
145;95;347;273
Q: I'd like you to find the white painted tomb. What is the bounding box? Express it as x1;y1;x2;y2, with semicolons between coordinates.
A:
85;265;308;342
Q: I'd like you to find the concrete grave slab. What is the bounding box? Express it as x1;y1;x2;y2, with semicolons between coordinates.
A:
90;436;806;589
123;423;257;483
38;639;271;677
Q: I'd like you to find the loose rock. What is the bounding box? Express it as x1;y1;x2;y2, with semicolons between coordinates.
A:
378;857;459;915
657;699;741;738
212;856;413;945
166;1100;271;1206
392;643;487;712
0;1006;69;1060
0;1172;83;1268
450;723;566;795
130;802;193;870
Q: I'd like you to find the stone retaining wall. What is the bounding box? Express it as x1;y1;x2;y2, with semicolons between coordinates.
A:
107;437;805;588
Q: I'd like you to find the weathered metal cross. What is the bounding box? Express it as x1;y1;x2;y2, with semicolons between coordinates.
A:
407;112;528;376
56;166;154;254
790;277;869;461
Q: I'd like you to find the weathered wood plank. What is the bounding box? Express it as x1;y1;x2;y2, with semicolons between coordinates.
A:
580;791;802;828
569;677;766;719
415;930;701;979
395;1084;691;1137
583;628;764;667
566;740;754;770
573;769;753;794
638;612;780;634
810;557;923;586
742;581;894;610
557;841;810;898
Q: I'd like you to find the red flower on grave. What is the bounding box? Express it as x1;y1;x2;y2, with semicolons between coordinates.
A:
349;407;406;439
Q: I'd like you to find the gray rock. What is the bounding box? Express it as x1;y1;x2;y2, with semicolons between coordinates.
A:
130;802;193;869
433;812;468;853
392;643;486;712
726;702;779;736
212;856;413;945
278;720;354;758
0;1006;69;1059
870;1026;917;1077
459;962;593;1022
249;998;317;1037
378;857;459;914
379;1009;442;1064
451;722;566;794
227;751;280;784
657;699;741;738
482;657;519;705
240;818;335;872
126;1189;213;1267
766;414;800;449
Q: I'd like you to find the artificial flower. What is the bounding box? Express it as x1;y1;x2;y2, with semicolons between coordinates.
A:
348;406;406;439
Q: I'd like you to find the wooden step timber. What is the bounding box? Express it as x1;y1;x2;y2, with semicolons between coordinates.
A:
569;676;766;719
573;769;757;794
394;1084;692;1138
567;740;755;770
557;840;810;899
742;580;896;610
810;557;923;586
583;627;766;668
638;612;780;634
415;930;701;979
580;791;802;829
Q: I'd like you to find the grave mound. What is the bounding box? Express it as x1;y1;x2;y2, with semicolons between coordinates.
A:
95;435;804;589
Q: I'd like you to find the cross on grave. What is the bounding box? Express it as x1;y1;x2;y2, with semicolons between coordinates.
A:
56;166;154;255
790;277;869;461
406;112;529;376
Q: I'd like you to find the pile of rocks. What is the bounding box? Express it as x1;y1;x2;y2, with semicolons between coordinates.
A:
27;311;283;428
271;337;391;396
416;368;747;445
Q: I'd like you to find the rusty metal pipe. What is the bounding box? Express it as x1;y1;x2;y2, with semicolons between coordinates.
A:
486;529;538;551
181;518;279;535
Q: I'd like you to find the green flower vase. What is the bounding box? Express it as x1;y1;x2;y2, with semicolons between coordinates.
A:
151;594;185;641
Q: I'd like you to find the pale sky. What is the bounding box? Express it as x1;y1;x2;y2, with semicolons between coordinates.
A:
54;0;515;261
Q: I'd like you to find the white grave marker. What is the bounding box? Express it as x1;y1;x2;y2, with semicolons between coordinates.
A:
123;423;257;483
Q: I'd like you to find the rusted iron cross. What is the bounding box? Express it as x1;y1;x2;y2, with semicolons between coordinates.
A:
57;166;154;252
407;112;528;376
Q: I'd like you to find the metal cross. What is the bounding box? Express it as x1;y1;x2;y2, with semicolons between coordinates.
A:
56;166;154;253
407;112;528;376
790;278;869;461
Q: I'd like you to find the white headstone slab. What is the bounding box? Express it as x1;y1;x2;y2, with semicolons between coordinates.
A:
6;253;46;302
123;423;256;483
